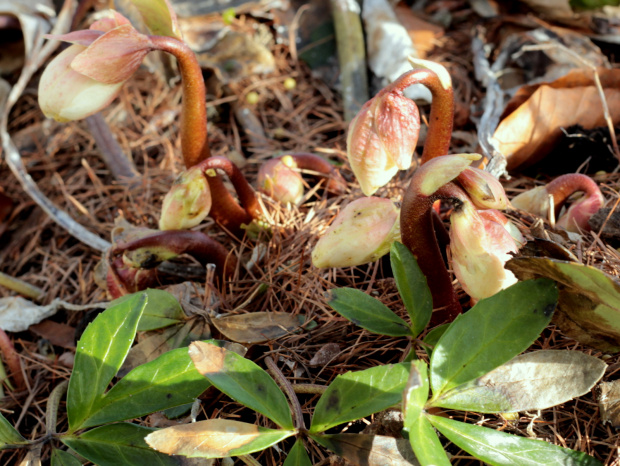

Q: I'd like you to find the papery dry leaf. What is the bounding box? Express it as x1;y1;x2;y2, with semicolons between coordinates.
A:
493;68;620;171
313;433;419;466
30;320;76;349
597;380;620;427
393;4;443;59
212;312;304;344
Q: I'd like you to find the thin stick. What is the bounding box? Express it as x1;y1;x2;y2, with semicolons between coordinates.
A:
0;272;44;300
265;356;305;431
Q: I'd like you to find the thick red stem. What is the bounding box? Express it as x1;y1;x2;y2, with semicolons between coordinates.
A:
196;156;262;221
401;182;465;325
546;174;601;214
387;69;454;164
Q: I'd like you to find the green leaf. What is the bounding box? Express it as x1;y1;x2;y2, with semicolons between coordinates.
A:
189;341;293;429
61;423;178;466
145;419;295;458
403;362;449;466
282;439;312;466
311;433;419;465
111;289;184;332
327;288;410;337
507;257;620;352
430;279;557;397
0;412;27;448
67;293;147;432
430;350;606;413
422;324;450;358
51;449;82;466
428;415;602;466
390;242;432;335
81;345;211;428
310;363;410;434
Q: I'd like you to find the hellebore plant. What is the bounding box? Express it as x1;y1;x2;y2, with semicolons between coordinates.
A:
511;173;605;233
257;153;347;205
38;3;256;234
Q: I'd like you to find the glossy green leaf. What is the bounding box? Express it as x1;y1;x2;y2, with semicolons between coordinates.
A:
145;419;295;458
311;433;419;465
430;279;557;397
390;242;432;335
310;363;410;434
422;324;450;358
327;288;410;337
0;412;27;448
430;350;606;413
508;257;620;352
51;449;82;466
61;423;178;466
282;439;312;466
428;415;602;466
81;345;211;428
112;289;185;332
128;0;180;38
403;361;449;466
189;341;293;429
67;293;147;432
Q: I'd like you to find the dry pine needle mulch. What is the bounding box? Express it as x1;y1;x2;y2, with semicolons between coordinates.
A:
1;20;620;466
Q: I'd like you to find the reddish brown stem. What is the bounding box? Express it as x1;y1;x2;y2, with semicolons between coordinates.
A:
0;329;26;392
388;69;454;164
150;35;210;167
546;174;601;214
196;156;262;221
401;182;466;325
286;153;347;195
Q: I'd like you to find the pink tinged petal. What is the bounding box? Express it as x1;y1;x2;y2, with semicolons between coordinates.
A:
257;157;305;205
479;209;525;248
415;153;481;196
556;190;605;232
71;24;153;84
510;185;550;217
45;30;104;46
38;44;124;122
450;202;517;300
457;167;508;210
90;11;132;31
374;92;420;169
312;197;400;268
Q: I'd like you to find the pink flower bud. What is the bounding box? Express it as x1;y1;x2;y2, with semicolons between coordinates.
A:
159;166;211;230
555;189;604;232
347;88;420;195
257;156;305;205
450;201;518;300
312;197;400;268
457;167;508;210
414;153;481;196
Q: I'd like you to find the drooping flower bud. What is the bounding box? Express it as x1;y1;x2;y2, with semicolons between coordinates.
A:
413;153;481;196
555;190;604;232
312;197;400;268
257;156;305;205
347;86;420;196
159;166;211;230
39;13;153;122
457;167;508;210
450;201;519;300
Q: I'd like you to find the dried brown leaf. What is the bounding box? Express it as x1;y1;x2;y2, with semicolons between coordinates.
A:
212;312;304;344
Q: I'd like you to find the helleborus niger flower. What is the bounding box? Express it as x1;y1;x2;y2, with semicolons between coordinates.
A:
257;155;305;205
511;173;604;233
457;166;509;210
347;87;420;196
312;197;400;268
39;12;153;122
159;166;211;230
450;201;519;300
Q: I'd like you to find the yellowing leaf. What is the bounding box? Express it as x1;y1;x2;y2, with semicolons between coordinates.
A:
145;419;294;458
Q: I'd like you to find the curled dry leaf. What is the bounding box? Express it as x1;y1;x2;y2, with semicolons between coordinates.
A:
212;312;305;344
493;68;620;171
431;350;606;413
507;256;620;352
597;380;620;427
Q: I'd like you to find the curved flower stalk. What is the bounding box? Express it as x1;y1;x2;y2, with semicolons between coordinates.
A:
346;58;454;195
159;156;261;232
312;197;400;268
38;5;253;234
105;229;236;299
511;174;604;233
257;153;347;205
